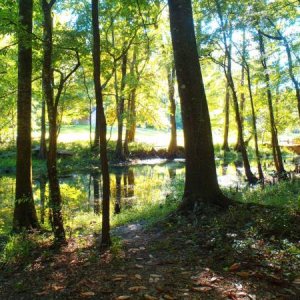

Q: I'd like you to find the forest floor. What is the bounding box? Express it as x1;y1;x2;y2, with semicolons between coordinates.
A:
0;204;300;300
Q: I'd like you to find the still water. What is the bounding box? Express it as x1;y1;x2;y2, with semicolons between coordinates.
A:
0;158;297;234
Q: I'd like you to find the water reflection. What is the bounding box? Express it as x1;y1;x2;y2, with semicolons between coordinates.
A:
0;157;298;233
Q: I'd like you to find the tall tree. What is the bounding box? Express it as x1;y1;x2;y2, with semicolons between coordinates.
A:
167;61;177;157
42;0;80;243
215;0;257;184
91;0;111;247
13;0;39;231
258;31;286;177
168;0;231;210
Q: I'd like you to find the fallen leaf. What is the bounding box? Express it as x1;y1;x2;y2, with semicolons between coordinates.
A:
236;271;250;278
229;263;241;272
81;292;95;297
128;286;147;292
135;264;144;269
135;274;142;280
116;296;131;300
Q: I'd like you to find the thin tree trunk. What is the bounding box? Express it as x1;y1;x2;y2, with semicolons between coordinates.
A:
115;51;127;160
168;0;232;211
222;82;230;151
215;0;257;184
258;32;286;177
42;0;66;244
167;62;177;157
234;29;246;152
13;0;39;231
39;96;47;159
92;172;100;215
92;0;111;247
246;65;264;181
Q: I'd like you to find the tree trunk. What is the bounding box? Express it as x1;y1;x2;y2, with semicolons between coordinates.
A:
42;0;66;244
215;0;257;184
92;0;111;248
39;174;46;224
167;62;177;157
92;172;100;215
13;0;39;231
258;33;286;177
234;30;246;152
115;51;127;160
246;65;264;181
168;0;232;211
222;82;230;151
39;97;47;159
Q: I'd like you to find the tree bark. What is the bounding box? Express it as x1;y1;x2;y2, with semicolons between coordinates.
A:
39;96;47;159
168;0;232;211
92;0;111;247
42;0;66;244
13;0;39;231
167;62;177;157
115;51;127;160
234;29;246;152
245;64;264;181
222;81;230;151
258;32;286;177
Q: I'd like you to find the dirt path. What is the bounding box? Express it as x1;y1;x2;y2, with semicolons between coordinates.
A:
0;218;299;300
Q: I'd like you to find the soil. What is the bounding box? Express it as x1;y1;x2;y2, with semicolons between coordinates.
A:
0;207;300;300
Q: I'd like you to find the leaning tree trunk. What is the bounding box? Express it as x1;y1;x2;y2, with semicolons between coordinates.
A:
13;0;39;231
258;32;286;177
234;29;247;152
246;65;264;181
168;0;232;211
167;62;177;157
92;0;111;247
215;0;257;184
42;0;66;244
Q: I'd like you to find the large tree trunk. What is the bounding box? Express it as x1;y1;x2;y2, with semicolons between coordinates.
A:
42;0;66;244
167;62;177;157
92;0;111;247
258;33;286;177
13;0;39;231
115;51;127;160
168;0;231;211
39;97;47;159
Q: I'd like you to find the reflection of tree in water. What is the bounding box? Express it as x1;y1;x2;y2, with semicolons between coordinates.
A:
127;169;135;197
168;167;176;179
221;160;229;176
115;174;121;214
234;160;243;177
92;172;101;215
